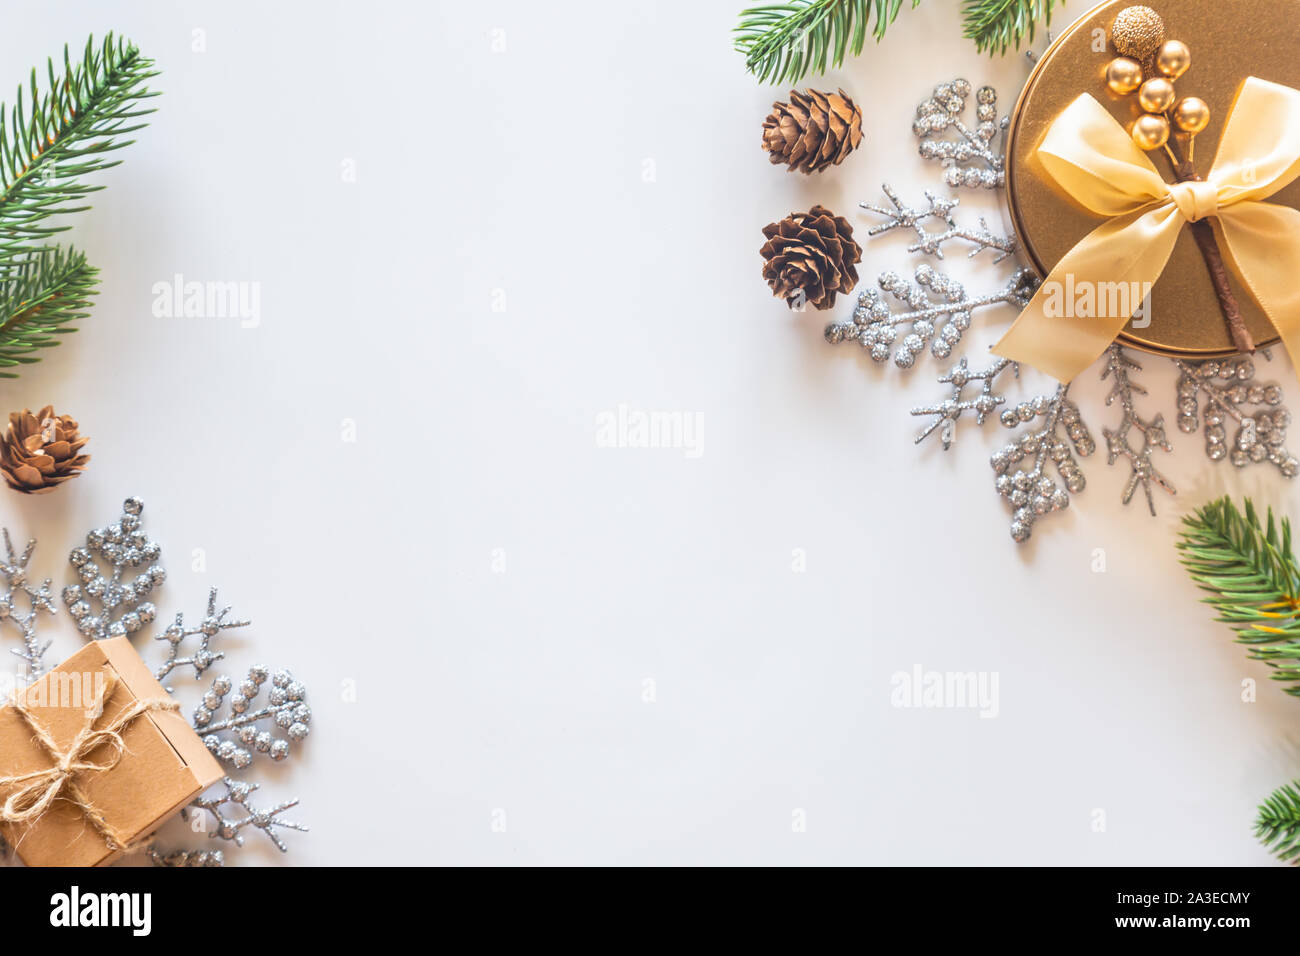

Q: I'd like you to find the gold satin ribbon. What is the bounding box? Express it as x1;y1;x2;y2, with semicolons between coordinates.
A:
993;76;1300;382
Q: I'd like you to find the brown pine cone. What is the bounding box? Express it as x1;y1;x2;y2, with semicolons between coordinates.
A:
761;89;863;174
0;406;89;494
760;205;861;310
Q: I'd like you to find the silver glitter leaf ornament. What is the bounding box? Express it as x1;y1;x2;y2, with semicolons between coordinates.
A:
194;664;311;769
1175;357;1299;476
1102;345;1175;514
825;264;1037;369
913;79;1007;190
62;496;162;641
991;384;1095;542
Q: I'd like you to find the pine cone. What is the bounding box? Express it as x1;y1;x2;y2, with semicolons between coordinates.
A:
761;89;863;174
760;205;861;310
0;406;89;494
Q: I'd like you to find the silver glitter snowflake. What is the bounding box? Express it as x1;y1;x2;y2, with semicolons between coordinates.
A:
1102;346;1175;514
1174;356;1298;476
861;184;1016;262
0;530;56;680
825;264;1036;369
190;777;307;853
912;356;1017;449
194;664;311;769
913;79;1007;189
62;496;163;641
991;384;1095;542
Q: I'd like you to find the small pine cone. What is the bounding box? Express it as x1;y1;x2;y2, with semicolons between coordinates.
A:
761;89;863;174
0;406;89;494
760;205;861;310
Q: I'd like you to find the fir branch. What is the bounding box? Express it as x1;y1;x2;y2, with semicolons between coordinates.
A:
0;34;158;256
1256;781;1300;863
0;247;98;377
961;0;1061;55
1177;497;1300;695
734;0;920;85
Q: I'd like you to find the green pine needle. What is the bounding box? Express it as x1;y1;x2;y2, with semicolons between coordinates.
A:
0;247;99;377
0;33;155;376
1257;781;1300;863
0;34;157;255
961;0;1062;56
733;0;920;85
1177;496;1300;695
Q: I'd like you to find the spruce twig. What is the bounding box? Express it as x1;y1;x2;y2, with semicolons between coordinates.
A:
733;0;920;85
1257;781;1300;863
961;0;1062;55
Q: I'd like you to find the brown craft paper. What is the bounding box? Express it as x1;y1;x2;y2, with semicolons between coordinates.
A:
0;637;222;867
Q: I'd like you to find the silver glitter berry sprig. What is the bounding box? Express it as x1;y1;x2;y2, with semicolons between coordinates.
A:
194;665;311;769
911;356;1017;449
861;184;1016;262
1174;356;1299;476
62;496;163;641
913;79;1007;189
824;264;1037;369
1102;345;1175;514
0;530;56;680
146;846;224;867
190;777;307;853
991;384;1095;542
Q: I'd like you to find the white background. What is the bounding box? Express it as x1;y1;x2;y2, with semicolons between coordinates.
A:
1;0;1297;865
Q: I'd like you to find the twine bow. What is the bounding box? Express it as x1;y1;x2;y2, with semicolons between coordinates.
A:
0;671;179;852
993;76;1300;382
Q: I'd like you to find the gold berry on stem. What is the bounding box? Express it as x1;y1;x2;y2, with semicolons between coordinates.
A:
1138;77;1176;113
1173;96;1210;134
1131;113;1170;151
1111;5;1165;62
1155;39;1190;79
1105;57;1144;95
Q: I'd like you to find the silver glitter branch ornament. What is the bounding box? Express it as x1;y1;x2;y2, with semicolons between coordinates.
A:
0;530;55;680
825;264;1037;369
0;497;312;865
1174;357;1299;476
991;385;1095;542
912;356;1017;449
861;185;1016;262
190;777;307;853
154;586;249;682
1101;345;1175;514
913;79;1008;189
194;664;311;769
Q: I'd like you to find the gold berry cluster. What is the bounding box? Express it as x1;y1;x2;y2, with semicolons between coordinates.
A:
1104;5;1209;152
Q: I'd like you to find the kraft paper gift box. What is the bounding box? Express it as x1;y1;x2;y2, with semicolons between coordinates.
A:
0;637;223;867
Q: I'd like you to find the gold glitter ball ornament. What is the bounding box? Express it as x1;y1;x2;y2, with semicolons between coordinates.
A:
1172;96;1211;133
1105;56;1144;94
1155;39;1191;79
1111;5;1166;61
1131;112;1170;150
1138;76;1176;112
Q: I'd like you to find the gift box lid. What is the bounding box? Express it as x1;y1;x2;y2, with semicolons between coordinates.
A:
1006;0;1300;357
0;637;223;867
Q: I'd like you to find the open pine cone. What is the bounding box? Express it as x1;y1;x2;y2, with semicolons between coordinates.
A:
0;406;89;494
761;89;863;174
760;205;861;310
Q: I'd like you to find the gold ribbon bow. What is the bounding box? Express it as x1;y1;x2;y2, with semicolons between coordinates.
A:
993;76;1300;382
0;672;179;852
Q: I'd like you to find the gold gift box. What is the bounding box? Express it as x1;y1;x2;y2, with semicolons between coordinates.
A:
1006;0;1300;357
